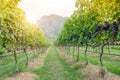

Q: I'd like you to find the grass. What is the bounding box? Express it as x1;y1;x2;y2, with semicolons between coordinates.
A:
33;46;84;80
0;49;43;80
84;45;120;55
67;46;120;76
1;45;119;80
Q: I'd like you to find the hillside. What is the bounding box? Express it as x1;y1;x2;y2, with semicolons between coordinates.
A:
37;14;67;42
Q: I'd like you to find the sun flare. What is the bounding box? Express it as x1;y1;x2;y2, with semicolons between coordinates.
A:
19;0;76;23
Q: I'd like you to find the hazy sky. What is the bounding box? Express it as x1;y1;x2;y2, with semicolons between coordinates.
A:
19;0;76;23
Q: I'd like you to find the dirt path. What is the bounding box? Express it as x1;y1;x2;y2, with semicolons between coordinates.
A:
28;48;50;69
35;46;79;80
6;48;50;80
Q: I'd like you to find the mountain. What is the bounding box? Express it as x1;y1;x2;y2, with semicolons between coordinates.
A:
37;14;67;42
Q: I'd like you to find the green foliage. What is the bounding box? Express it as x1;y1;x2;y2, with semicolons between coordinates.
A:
0;0;50;55
55;0;120;46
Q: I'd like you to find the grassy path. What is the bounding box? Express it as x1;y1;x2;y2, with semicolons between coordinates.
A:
34;46;80;80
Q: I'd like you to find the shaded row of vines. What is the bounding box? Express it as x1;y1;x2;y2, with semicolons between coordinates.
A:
0;0;50;72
